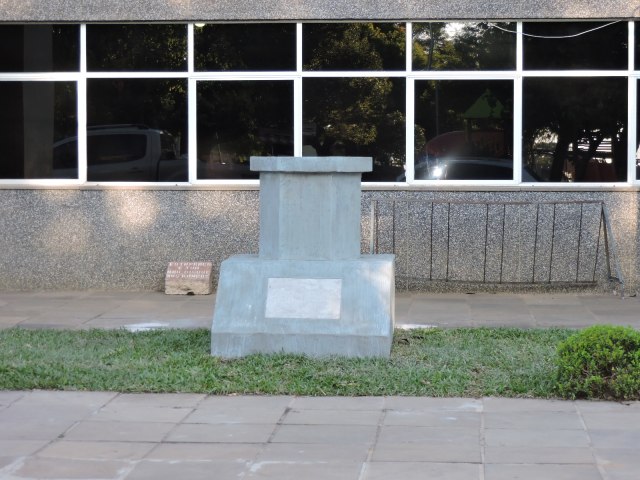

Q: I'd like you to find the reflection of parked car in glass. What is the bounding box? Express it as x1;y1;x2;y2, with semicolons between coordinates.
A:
398;156;539;181
53;124;187;181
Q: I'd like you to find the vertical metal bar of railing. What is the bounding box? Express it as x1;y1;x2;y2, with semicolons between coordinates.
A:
532;203;540;283
601;202;625;296
445;203;451;281
483;203;489;283
429;202;434;281
549;203;557;283
576;203;584;283
369;200;375;255
593;204;603;283
499;203;506;283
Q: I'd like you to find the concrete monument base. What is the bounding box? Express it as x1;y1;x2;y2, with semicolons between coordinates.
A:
211;254;395;358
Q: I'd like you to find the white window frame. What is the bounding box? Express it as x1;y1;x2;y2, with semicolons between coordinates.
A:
0;20;636;188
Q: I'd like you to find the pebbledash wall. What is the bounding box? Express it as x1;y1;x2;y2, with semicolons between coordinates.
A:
1;1;640;293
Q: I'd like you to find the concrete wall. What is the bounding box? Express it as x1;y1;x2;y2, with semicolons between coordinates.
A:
0;188;637;292
0;0;638;22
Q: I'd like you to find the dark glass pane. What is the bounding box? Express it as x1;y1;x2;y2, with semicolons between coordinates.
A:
195;24;295;71
0;82;77;179
523;77;627;183
523;22;628;70
636;80;640;181
87;79;187;182
0;25;79;72
413;22;515;71
197;81;293;180
636;22;639;70
303;23;405;71
87;24;187;71
303;78;405;181
414;80;513;180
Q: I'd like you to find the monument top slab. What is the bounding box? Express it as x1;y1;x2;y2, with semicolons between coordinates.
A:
250;156;372;173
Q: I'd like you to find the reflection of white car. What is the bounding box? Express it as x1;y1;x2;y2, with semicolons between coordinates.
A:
413;156;539;181
53;125;187;181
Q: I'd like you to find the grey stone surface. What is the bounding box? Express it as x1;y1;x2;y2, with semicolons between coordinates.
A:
253;156;371;261
212;156;394;358
1;392;640;480
211;255;395;358
0;189;639;293
0;0;637;21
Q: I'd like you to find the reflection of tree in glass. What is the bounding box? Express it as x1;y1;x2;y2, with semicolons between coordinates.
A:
412;22;515;71
195;24;295;71
87;25;187;71
303;23;405;71
304;78;405;181
302;23;406;181
523;78;627;182
197;81;293;179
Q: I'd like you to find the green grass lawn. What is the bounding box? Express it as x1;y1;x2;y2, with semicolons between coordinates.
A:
0;327;573;397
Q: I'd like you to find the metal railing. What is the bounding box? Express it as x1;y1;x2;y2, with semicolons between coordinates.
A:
368;200;624;293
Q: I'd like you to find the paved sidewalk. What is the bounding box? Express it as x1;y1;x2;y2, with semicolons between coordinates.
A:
0;391;638;480
1;291;639;330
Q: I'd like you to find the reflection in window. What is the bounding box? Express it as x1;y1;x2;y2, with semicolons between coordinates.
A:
412;22;515;71
0;25;79;72
87;79;187;182
303;23;405;71
197;81;293;180
636;22;640;71
303;78;405;181
414;80;513;180
523;77;627;182
523;22;628;70
637;80;640;181
195;24;295;71
0;82;77;179
87;24;187;71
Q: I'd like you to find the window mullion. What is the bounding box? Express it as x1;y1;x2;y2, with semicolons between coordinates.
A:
78;24;87;183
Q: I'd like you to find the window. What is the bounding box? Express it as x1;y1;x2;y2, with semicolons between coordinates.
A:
0;21;637;186
196;81;294;180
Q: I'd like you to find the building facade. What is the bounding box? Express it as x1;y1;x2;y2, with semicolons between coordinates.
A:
1;1;639;292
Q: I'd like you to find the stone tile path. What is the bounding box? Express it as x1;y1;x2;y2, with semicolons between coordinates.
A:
1;291;639;478
0;392;638;480
1;291;639;330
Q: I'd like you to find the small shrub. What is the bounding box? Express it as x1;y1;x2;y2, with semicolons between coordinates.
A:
555;325;640;400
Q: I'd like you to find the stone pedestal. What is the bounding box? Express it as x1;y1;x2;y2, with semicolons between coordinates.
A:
211;157;395;358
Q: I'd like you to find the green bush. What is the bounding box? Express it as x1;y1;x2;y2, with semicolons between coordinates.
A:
555;325;640;400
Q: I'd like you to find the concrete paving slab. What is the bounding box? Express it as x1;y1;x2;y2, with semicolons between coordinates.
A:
580;412;640;430
165;423;276;443
483;397;577;412
362;461;481;480
146;443;263;462
91;405;193;423
64;421;176;443
383;410;481;428
383;396;482;412
484;446;596;464
291;396;384;410
0;440;49;456
185;406;286;425
377;425;479;446
282;409;381;425
108;392;206;407
371;442;482;463
270;425;377;445
0;391;24;406
256;443;370;464
246;461;363;480
38;441;156;461
484;428;591;448
484;411;585;430
484;463;603;480
11;456;130;479
0;420;78;441
125;460;247;480
588;429;640;449
197;395;293;410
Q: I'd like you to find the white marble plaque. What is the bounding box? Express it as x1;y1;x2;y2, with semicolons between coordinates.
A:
165;261;213;295
265;278;342;319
